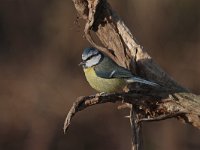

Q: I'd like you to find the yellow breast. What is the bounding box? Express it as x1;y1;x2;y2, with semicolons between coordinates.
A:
83;67;126;93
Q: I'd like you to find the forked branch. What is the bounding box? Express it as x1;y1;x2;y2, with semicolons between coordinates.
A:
65;0;200;150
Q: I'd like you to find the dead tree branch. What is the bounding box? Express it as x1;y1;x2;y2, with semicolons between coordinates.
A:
65;0;200;150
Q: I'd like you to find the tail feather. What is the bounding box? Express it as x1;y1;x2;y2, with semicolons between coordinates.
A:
126;77;159;86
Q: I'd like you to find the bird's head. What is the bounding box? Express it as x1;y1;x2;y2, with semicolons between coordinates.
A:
80;47;103;68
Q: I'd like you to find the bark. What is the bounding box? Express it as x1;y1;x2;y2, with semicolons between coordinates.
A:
64;0;200;150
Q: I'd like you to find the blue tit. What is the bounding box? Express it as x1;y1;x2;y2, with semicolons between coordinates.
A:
80;47;158;93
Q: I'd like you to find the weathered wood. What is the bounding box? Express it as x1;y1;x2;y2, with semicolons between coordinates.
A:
65;0;200;150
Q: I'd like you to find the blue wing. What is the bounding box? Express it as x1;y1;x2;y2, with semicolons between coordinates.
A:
94;56;159;86
94;56;133;79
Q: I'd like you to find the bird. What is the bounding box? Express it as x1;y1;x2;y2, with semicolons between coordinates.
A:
79;47;158;93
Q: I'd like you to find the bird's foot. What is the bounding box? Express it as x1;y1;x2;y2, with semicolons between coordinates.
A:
96;92;106;96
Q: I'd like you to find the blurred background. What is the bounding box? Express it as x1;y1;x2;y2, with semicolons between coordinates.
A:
0;0;199;150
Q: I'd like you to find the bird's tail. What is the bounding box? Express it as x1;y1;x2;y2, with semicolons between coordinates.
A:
126;77;159;86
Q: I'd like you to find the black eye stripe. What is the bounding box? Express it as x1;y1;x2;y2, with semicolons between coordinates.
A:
86;53;101;61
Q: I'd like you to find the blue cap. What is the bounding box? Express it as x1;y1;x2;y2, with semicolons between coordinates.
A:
82;47;100;60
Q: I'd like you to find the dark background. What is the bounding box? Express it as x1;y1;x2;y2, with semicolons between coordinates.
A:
0;0;200;150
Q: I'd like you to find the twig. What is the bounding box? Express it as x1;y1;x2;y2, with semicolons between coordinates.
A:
64;91;189;133
130;107;143;150
138;111;186;123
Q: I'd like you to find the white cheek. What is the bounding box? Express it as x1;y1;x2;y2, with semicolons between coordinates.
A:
86;54;101;67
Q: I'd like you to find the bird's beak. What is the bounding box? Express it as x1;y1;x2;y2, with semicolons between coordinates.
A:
79;61;86;66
